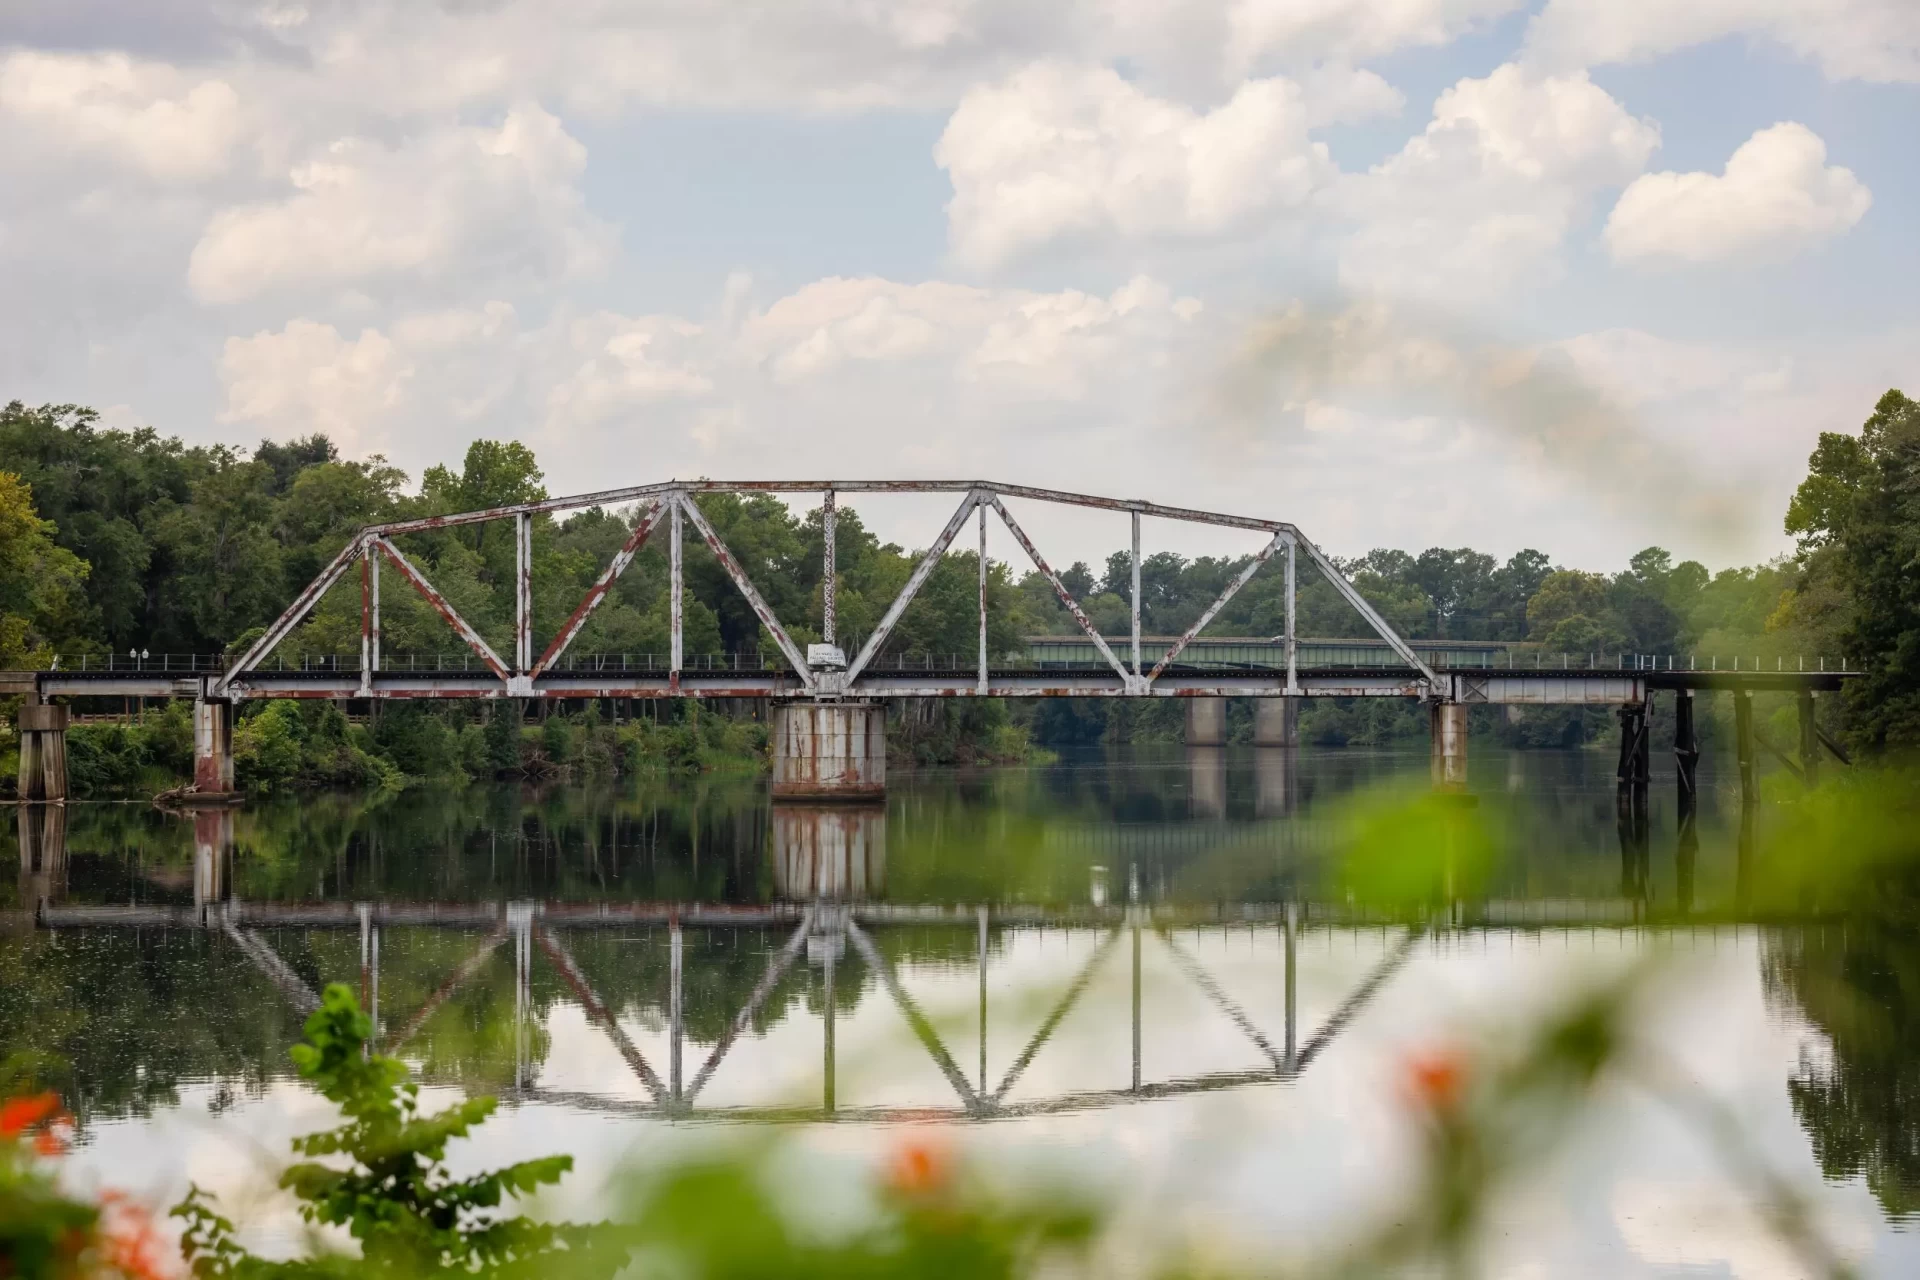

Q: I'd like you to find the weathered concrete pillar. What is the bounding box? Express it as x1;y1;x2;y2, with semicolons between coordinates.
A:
14;700;69;803
1430;702;1468;790
1253;697;1300;747
16;801;66;910
772;805;886;900
1798;689;1819;788
1184;697;1227;746
1187;745;1227;820
1733;691;1756;806
771;700;885;800
193;807;233;913
193;699;235;796
1254;747;1298;817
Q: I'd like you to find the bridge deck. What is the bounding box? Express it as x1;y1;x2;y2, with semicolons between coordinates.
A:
7;663;1850;705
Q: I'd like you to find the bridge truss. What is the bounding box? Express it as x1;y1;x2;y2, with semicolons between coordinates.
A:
218;481;1442;703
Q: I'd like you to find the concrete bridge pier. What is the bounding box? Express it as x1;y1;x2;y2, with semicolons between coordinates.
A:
1184;698;1227;746
193;699;236;797
771;701;886;800
16;802;66;910
1254;747;1298;817
14;698;69;803
1430;702;1468;790
1253;697;1300;747
193;808;233;913
772;804;886;900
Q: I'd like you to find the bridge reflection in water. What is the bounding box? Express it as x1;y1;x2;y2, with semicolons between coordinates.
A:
13;775;1750;1127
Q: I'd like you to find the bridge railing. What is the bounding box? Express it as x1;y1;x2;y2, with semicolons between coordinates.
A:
28;647;1853;678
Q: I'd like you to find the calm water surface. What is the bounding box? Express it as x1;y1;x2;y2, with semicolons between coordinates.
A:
5;745;1917;1276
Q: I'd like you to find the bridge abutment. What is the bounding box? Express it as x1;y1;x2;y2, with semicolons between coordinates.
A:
1253;697;1300;747
1430;702;1468;790
1184;698;1227;746
771;700;886;801
14;698;69;803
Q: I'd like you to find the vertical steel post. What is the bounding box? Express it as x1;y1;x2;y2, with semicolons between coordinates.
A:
515;512;531;673
1284;900;1297;1068
1130;921;1142;1091
1734;691;1755;806
369;546;380;676
669;494;683;691
977;503;989;695
1285;538;1298;694
359;549;372;694
822;489;837;647
669;920;683;1104
1130;510;1142;676
823;935;837;1115
977;905;989;1094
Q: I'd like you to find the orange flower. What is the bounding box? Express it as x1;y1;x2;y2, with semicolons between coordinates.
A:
1403;1048;1468;1115
97;1192;182;1280
1;1091;61;1136
34;1127;70;1158
885;1135;954;1197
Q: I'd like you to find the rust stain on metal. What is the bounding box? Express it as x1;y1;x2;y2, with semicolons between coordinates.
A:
989;495;1132;684
677;493;813;683
374;539;510;680
1147;531;1282;682
532;500;665;677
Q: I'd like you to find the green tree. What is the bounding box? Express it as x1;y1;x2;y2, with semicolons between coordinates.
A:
175;984;627;1278
0;472;88;667
1785;390;1920;750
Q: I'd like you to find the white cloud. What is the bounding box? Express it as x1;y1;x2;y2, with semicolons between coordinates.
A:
1333;64;1659;295
218;319;413;455
1605;123;1871;265
1227;0;1525;74
937;62;1332;266
744;274;1204;396
0;50;243;181
543;313;716;430
187;106;610;305
1525;0;1920;84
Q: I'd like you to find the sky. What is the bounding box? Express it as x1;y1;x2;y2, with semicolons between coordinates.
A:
1;1;1915;571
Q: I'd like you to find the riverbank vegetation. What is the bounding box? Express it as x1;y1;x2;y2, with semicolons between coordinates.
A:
1;388;1915;793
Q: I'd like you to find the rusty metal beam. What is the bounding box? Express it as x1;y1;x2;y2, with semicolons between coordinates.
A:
1147;530;1285;683
1158;929;1286;1072
682;913;813;1104
977;503;988;696
675;492;813;689
374;538;510;681
845;490;982;685
991;929;1120;1104
1292;536;1437;686
364;480;1290;537
1130;511;1142;676
359;549;374;697
990;495;1134;689
217;534;366;694
532;501;666;678
822;490;837;646
669;496;683;692
385;926;509;1052
514;512;532;673
534;925;667;1103
1285;539;1297;694
845;920;982;1113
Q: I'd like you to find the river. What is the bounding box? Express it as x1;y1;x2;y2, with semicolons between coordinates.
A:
4;745;1917;1275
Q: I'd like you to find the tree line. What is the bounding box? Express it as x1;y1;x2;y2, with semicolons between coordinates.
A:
2;389;1916;753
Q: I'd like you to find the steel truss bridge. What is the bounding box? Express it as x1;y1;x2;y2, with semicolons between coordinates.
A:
3;481;1854;707
27;895;1751;1123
